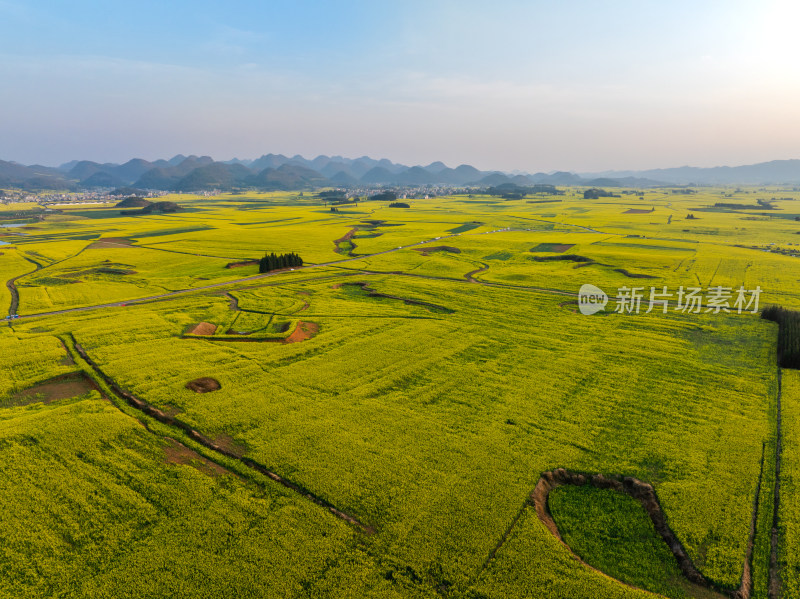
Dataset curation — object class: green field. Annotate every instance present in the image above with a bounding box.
[1,187,798,597]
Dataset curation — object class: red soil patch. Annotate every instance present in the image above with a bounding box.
[10,372,102,406]
[284,321,319,343]
[185,377,221,393]
[163,438,230,477]
[624,208,655,214]
[186,322,217,336]
[88,237,135,249]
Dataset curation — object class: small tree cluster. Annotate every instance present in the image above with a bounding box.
[388,202,410,208]
[584,188,618,199]
[259,252,303,273]
[762,305,800,369]
[369,191,397,202]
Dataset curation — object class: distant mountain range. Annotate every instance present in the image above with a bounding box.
[3,154,800,192]
[581,159,800,186]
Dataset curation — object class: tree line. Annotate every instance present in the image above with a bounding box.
[259,252,303,273]
[762,305,800,368]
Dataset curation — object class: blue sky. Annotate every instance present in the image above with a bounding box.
[2,1,798,171]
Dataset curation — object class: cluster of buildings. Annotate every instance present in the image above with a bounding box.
[0,190,167,206]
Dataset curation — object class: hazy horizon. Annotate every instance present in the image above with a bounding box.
[2,1,798,172]
[17,152,800,179]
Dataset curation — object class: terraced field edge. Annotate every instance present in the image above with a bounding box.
[530,466,766,599]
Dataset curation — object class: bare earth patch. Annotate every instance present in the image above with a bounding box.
[88,237,135,249]
[59,341,76,365]
[163,438,230,477]
[186,322,217,336]
[624,208,655,214]
[333,228,358,255]
[333,228,358,244]
[464,265,488,283]
[284,321,319,343]
[212,434,248,458]
[9,372,102,406]
[185,377,221,393]
[225,259,259,269]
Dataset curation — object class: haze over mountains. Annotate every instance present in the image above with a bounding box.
[3,153,800,192]
[583,160,800,186]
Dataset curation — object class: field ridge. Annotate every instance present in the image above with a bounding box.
[65,334,375,535]
[530,467,764,598]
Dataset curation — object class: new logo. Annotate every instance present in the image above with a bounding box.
[578,284,608,315]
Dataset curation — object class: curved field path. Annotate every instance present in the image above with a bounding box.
[8,227,574,321]
[6,254,43,316]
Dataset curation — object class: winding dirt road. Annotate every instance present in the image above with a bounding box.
[6,226,575,321]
